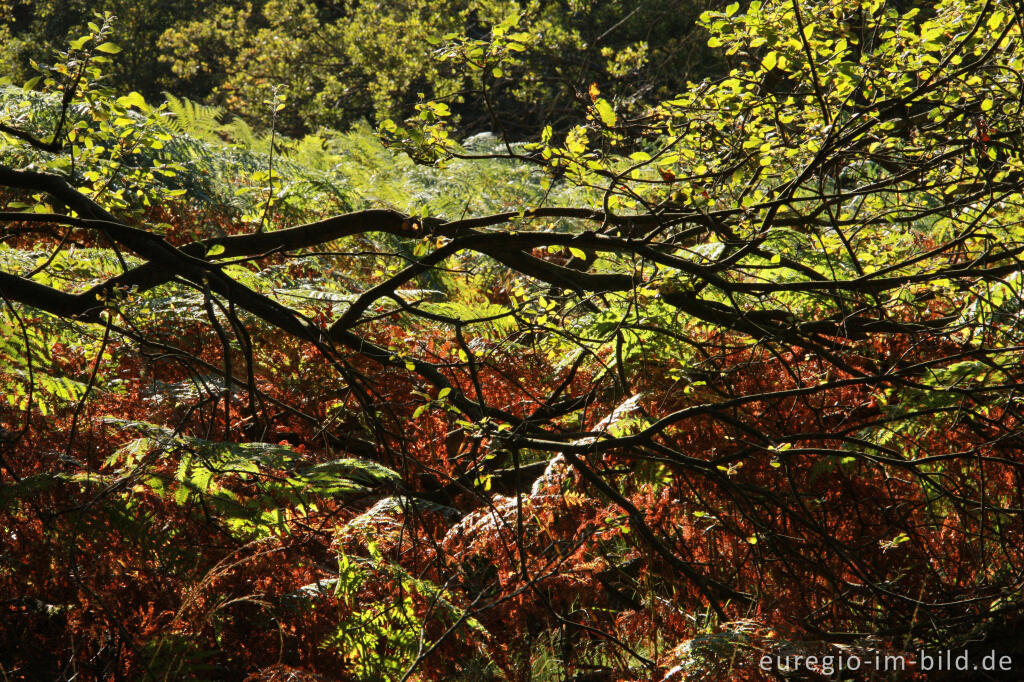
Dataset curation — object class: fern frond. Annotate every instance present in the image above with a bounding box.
[161,92,226,140]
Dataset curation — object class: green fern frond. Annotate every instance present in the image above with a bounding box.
[161,92,226,139]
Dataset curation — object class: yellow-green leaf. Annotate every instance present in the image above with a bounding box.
[116,92,147,110]
[594,98,617,127]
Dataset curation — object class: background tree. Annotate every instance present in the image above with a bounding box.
[0,0,200,97]
[3,0,726,136]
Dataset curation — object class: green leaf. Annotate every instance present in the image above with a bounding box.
[594,98,617,127]
[116,92,147,110]
[205,244,226,257]
[95,42,122,54]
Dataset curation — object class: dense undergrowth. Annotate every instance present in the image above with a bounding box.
[4,1,1024,680]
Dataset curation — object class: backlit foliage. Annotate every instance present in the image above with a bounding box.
[3,1,1024,680]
